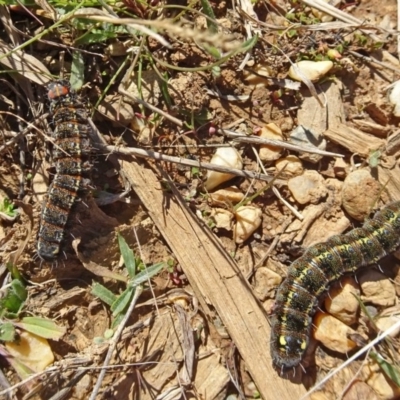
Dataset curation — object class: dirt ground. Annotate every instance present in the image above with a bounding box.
[1,0,400,399]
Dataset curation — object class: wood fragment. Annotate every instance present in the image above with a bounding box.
[352,120,391,138]
[118,157,306,399]
[323,124,385,157]
[386,130,400,155]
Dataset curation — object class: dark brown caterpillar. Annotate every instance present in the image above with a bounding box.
[37,80,92,261]
[270,201,400,370]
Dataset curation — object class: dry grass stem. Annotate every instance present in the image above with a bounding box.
[223,129,344,158]
[118,88,184,127]
[348,50,400,75]
[93,141,282,185]
[72,12,240,52]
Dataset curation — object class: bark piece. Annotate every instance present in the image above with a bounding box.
[323,124,385,157]
[119,157,306,399]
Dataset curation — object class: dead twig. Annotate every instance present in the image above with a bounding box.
[88,121,285,185]
[222,129,343,158]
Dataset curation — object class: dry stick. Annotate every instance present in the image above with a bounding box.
[89,130,343,185]
[348,50,400,75]
[222,129,343,158]
[87,126,284,185]
[300,0,382,41]
[90,136,340,189]
[118,88,183,127]
[89,285,143,400]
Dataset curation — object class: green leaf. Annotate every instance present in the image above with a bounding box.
[118,234,136,278]
[130,262,165,287]
[6,263,23,281]
[201,0,218,33]
[240,35,258,53]
[0,322,16,341]
[91,282,117,306]
[17,317,66,340]
[211,65,221,77]
[0,198,18,217]
[369,149,381,168]
[370,352,400,387]
[104,329,114,339]
[191,166,200,177]
[111,287,135,316]
[76,32,115,45]
[111,312,124,329]
[160,74,172,108]
[203,45,221,59]
[0,283,25,315]
[11,279,27,302]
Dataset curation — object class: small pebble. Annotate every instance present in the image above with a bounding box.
[258,123,283,162]
[208,186,244,206]
[341,169,381,221]
[287,170,327,205]
[289,125,327,164]
[375,313,400,338]
[275,155,304,177]
[324,277,360,325]
[288,60,333,82]
[253,267,282,302]
[313,312,357,354]
[389,80,400,117]
[359,270,396,307]
[234,206,262,244]
[205,147,243,191]
[210,208,234,230]
[243,63,274,88]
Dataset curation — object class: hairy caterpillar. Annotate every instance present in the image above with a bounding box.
[270,201,400,370]
[37,80,92,261]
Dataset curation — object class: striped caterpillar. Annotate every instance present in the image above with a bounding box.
[270,201,400,370]
[37,80,92,261]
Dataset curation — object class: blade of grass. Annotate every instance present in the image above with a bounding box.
[111,287,134,316]
[118,234,136,278]
[91,282,117,306]
[129,262,165,287]
[17,317,66,340]
[201,0,218,33]
[370,352,400,387]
